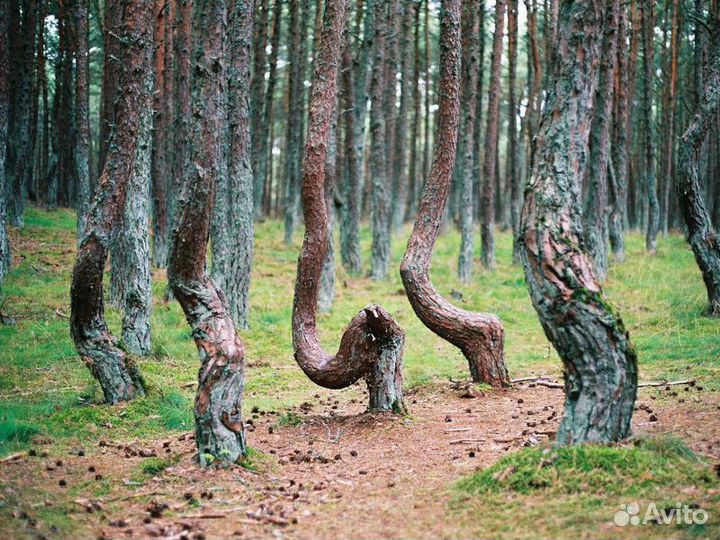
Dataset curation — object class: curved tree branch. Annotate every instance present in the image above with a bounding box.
[292,0,405,413]
[400,0,509,388]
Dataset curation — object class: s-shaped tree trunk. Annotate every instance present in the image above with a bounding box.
[677,14,720,316]
[292,0,406,413]
[400,0,509,388]
[70,0,153,404]
[518,0,637,446]
[168,0,247,467]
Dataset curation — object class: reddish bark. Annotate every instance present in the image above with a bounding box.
[292,0,406,413]
[400,0,509,388]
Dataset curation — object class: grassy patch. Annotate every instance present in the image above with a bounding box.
[453,438,720,539]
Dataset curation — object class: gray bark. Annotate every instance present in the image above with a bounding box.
[641,0,659,253]
[75,0,92,242]
[0,1,10,285]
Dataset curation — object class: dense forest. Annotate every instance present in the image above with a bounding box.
[1,0,720,539]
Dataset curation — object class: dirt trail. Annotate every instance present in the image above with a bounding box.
[1,382,718,540]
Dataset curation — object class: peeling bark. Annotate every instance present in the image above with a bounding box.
[168,0,247,467]
[70,0,154,405]
[518,0,637,445]
[677,15,720,316]
[401,0,509,388]
[293,0,406,413]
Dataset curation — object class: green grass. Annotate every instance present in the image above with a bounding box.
[453,437,720,539]
[0,207,719,459]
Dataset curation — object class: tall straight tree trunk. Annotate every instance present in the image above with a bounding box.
[506,0,520,264]
[292,0,406,413]
[169,0,193,248]
[641,0,659,253]
[70,0,154,404]
[369,0,391,281]
[250,0,269,200]
[150,0,169,267]
[423,0,431,183]
[319,89,338,312]
[283,0,309,245]
[391,1,414,231]
[609,0,638,262]
[169,0,247,468]
[75,0,92,241]
[584,0,619,281]
[6,0,37,228]
[472,4,486,222]
[480,0,506,269]
[254,0,282,219]
[518,0,637,445]
[677,13,720,316]
[405,1,422,221]
[0,1,10,285]
[401,0,509,387]
[218,0,255,328]
[456,0,480,283]
[660,0,680,236]
[340,0,374,276]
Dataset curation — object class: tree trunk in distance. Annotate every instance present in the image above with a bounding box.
[0,2,10,285]
[677,13,720,316]
[401,0,509,388]
[292,0,406,413]
[223,0,255,329]
[641,0,659,253]
[70,0,154,404]
[480,0,506,269]
[168,0,247,468]
[75,0,92,241]
[506,0,520,264]
[518,0,637,446]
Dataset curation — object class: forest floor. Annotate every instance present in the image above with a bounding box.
[1,208,719,539]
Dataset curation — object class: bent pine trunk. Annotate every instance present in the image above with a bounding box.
[401,0,509,388]
[518,0,637,445]
[168,0,247,467]
[292,0,406,413]
[70,0,153,404]
[677,16,720,316]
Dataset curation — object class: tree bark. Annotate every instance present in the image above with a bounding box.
[456,0,480,283]
[641,0,659,253]
[250,0,269,206]
[583,0,619,282]
[518,0,638,445]
[75,0,92,242]
[677,13,720,316]
[660,0,680,236]
[506,0,520,265]
[369,0,391,281]
[220,0,255,329]
[6,0,37,228]
[292,0,406,413]
[168,0,247,467]
[254,0,282,219]
[401,0,509,388]
[404,1,422,221]
[0,1,10,285]
[480,0,506,269]
[70,0,154,405]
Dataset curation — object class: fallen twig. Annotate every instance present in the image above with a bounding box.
[0,452,26,464]
[638,379,695,388]
[54,308,70,319]
[449,438,485,445]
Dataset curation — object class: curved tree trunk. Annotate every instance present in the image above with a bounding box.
[70,0,153,405]
[518,0,637,446]
[168,0,247,467]
[677,15,720,316]
[401,0,509,388]
[292,0,406,413]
